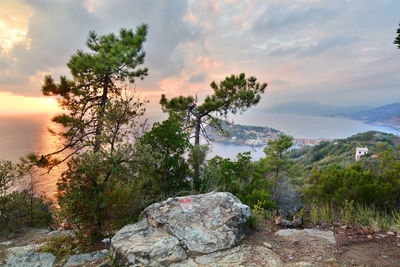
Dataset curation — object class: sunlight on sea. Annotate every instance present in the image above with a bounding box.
[0,114,65,200]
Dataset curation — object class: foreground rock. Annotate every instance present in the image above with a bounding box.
[4,243,47,262]
[275,229,336,244]
[6,252,55,267]
[171,245,283,267]
[64,249,110,267]
[111,192,251,266]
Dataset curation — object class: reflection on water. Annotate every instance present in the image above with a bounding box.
[1,112,399,199]
[0,114,64,200]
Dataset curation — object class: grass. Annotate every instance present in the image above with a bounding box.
[307,200,400,232]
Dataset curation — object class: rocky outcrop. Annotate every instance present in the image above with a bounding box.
[6,252,55,267]
[4,243,47,261]
[170,245,283,267]
[111,192,251,266]
[64,249,110,267]
[111,220,187,266]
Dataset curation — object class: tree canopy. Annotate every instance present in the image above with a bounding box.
[160,73,267,145]
[395,23,400,49]
[37,25,149,168]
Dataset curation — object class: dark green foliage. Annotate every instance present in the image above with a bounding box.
[395,23,400,49]
[139,116,192,196]
[0,191,53,236]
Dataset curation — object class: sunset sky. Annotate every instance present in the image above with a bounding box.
[0,0,399,115]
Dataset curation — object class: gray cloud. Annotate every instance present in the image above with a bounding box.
[253,4,343,35]
[189,73,206,83]
[0,0,399,110]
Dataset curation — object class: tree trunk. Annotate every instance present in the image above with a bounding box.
[194,116,201,146]
[94,81,109,153]
[193,116,201,191]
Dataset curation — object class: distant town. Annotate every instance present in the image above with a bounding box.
[206,121,330,148]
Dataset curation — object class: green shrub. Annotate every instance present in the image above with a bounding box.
[38,234,79,262]
[305,164,397,209]
[0,190,53,236]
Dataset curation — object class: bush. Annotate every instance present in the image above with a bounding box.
[57,148,145,243]
[204,152,276,214]
[0,190,53,236]
[304,164,397,209]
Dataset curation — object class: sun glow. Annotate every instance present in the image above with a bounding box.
[0,92,60,115]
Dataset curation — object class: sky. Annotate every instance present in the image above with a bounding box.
[0,0,399,115]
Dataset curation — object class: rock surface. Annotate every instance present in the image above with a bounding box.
[0,241,13,246]
[6,252,55,267]
[64,249,110,267]
[111,220,187,266]
[275,229,336,244]
[4,243,47,261]
[111,192,251,266]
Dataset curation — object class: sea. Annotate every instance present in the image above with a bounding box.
[1,112,399,199]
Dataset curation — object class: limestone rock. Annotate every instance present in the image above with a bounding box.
[171,245,283,267]
[64,249,110,267]
[111,219,187,266]
[111,192,251,266]
[275,229,336,244]
[6,252,55,267]
[5,243,47,260]
[143,192,251,255]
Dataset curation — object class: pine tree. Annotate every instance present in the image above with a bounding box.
[36,25,148,168]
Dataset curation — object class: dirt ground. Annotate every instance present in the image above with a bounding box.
[2,226,400,266]
[244,224,400,267]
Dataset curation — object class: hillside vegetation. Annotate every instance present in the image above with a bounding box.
[289,131,400,169]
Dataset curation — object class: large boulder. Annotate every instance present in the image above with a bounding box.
[111,192,251,266]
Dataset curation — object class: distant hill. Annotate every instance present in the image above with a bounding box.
[289,131,400,169]
[334,103,400,129]
[263,101,371,116]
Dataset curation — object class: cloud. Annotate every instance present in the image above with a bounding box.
[0,0,399,111]
[189,73,207,83]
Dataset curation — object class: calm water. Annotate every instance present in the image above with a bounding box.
[0,114,64,199]
[1,112,399,198]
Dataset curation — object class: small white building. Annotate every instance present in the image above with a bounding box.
[355,147,368,161]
